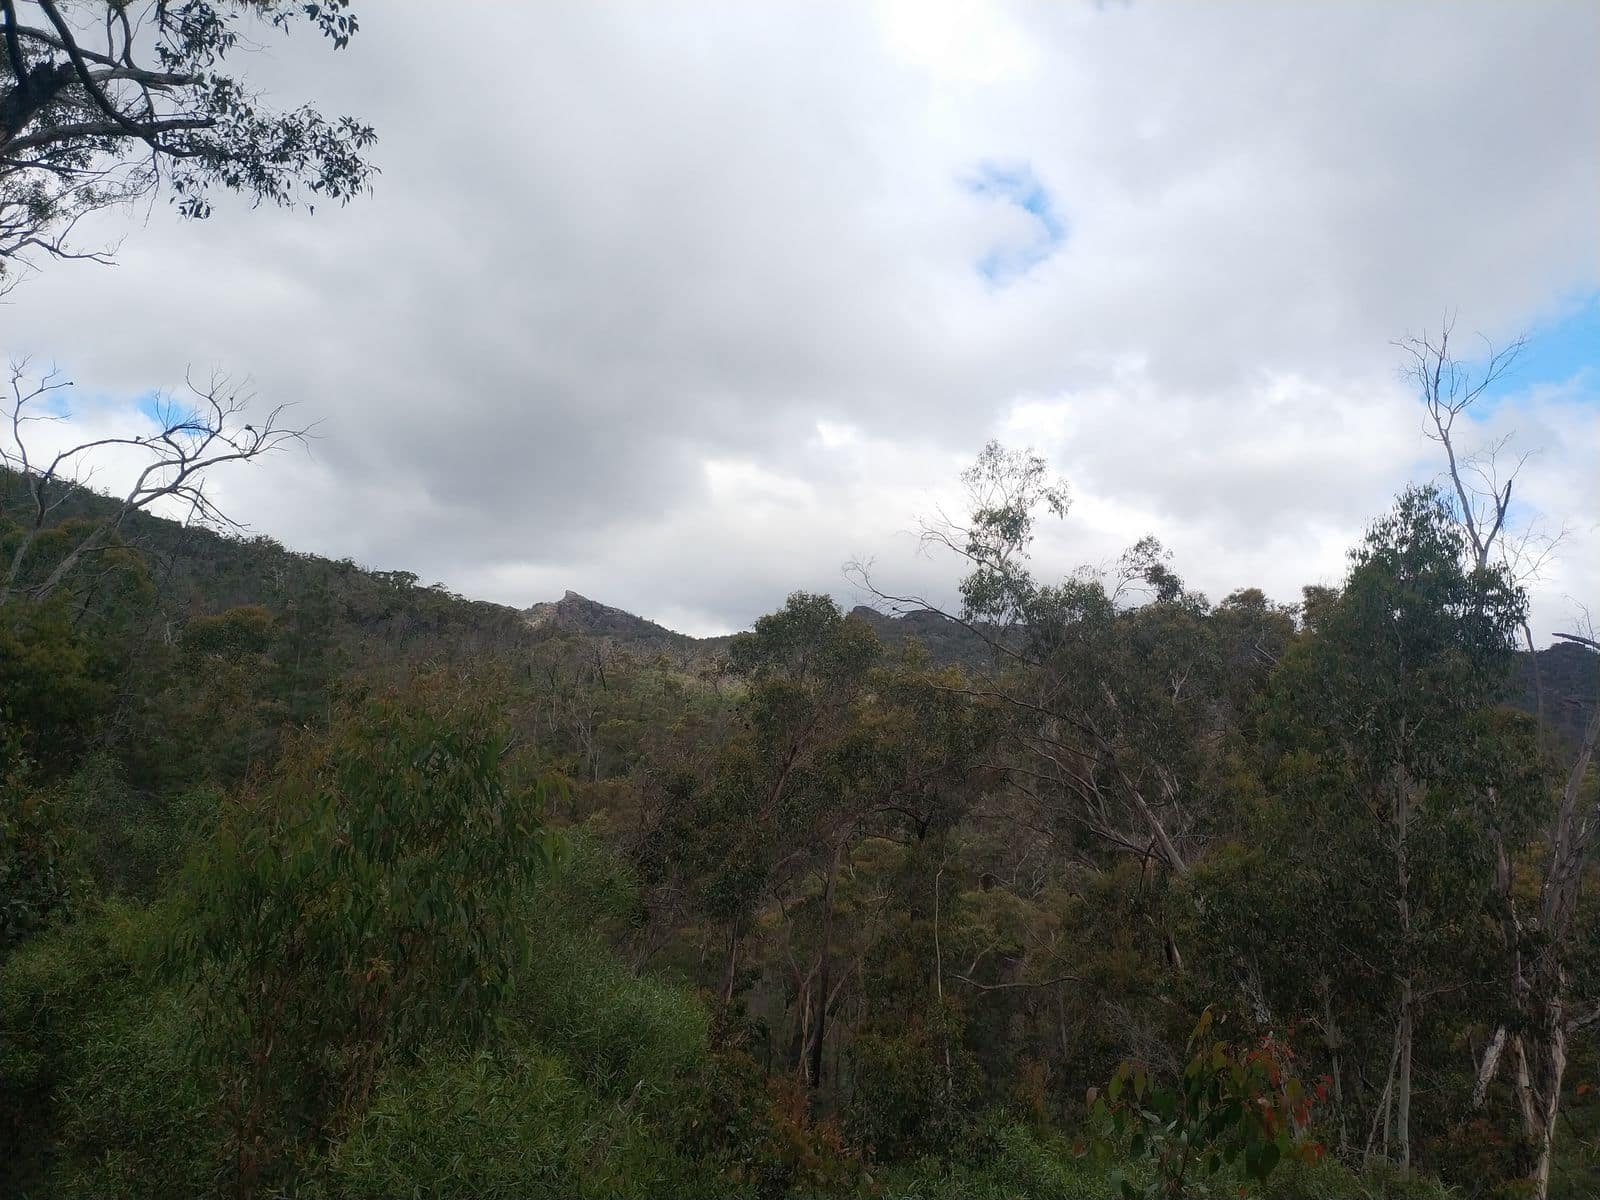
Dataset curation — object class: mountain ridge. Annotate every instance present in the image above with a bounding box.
[522,587,1597,749]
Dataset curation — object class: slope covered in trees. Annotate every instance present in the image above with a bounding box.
[3,449,1598,1199]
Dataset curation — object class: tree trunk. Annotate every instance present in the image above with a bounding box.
[1518,975,1569,1200]
[1321,984,1350,1156]
[1396,979,1413,1171]
[1513,698,1600,1195]
[28,512,119,602]
[1365,1015,1403,1163]
[807,841,844,1089]
[1393,769,1414,1170]
[719,914,744,1012]
[1471,1024,1507,1110]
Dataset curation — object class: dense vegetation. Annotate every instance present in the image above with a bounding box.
[9,6,1594,1196]
[3,452,1596,1199]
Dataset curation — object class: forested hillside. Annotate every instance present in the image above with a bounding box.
[4,450,1598,1200]
[4,3,1596,1197]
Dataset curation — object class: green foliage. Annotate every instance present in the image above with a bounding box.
[0,755,76,957]
[954,440,1071,627]
[878,1122,1127,1200]
[0,599,106,774]
[0,0,376,279]
[3,455,1594,1198]
[0,901,212,1200]
[729,590,882,685]
[163,675,556,1192]
[52,752,218,901]
[179,603,276,665]
[518,839,709,1102]
[1087,1009,1323,1199]
[319,1046,687,1200]
[846,1002,984,1160]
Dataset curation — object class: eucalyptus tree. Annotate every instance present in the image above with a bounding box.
[166,676,554,1196]
[1245,487,1535,1173]
[0,0,375,287]
[632,593,882,1034]
[1398,322,1600,1197]
[634,593,993,1092]
[868,444,1282,924]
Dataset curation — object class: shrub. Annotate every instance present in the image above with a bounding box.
[0,902,213,1199]
[163,674,557,1194]
[319,1046,688,1200]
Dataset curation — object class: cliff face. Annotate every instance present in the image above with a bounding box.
[521,590,723,656]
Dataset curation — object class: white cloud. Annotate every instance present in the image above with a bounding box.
[3,0,1596,640]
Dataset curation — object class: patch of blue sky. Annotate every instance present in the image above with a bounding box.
[135,388,202,431]
[965,161,1066,285]
[1512,292,1599,394]
[1466,291,1600,413]
[133,389,167,425]
[34,386,72,419]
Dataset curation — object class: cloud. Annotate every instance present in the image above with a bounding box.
[965,162,1067,283]
[2,0,1596,640]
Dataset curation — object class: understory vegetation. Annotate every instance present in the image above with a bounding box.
[4,4,1594,1196]
[3,446,1596,1199]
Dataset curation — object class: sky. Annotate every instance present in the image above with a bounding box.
[3,1,1597,640]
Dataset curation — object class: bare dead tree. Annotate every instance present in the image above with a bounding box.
[1395,317,1567,584]
[1,357,308,606]
[0,0,374,290]
[1399,320,1598,1200]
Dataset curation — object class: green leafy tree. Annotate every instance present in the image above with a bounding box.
[1399,322,1600,1198]
[164,675,556,1196]
[908,444,1273,884]
[0,732,75,958]
[0,0,375,286]
[1225,487,1535,1174]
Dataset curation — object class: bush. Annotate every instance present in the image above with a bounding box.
[0,764,76,958]
[162,674,556,1193]
[0,902,213,1200]
[517,836,708,1103]
[59,752,218,900]
[319,1046,690,1200]
[1247,1159,1456,1200]
[845,1003,983,1162]
[877,1121,1115,1200]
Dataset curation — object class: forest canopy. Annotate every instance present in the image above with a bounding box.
[2,437,1596,1198]
[2,6,1597,1200]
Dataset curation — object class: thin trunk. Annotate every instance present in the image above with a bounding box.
[807,841,844,1089]
[1514,678,1600,1195]
[1531,1006,1565,1200]
[1396,979,1413,1171]
[933,856,953,1098]
[1471,1024,1507,1110]
[1321,984,1350,1156]
[719,914,743,1012]
[1394,770,1414,1171]
[1523,623,1547,752]
[1365,1016,1403,1163]
[30,512,118,601]
[1126,780,1186,876]
[1519,975,1569,1200]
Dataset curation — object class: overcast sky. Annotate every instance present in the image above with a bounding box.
[5,1,1598,639]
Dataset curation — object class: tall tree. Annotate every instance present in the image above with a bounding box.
[869,443,1259,891]
[1399,321,1600,1197]
[1249,486,1531,1172]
